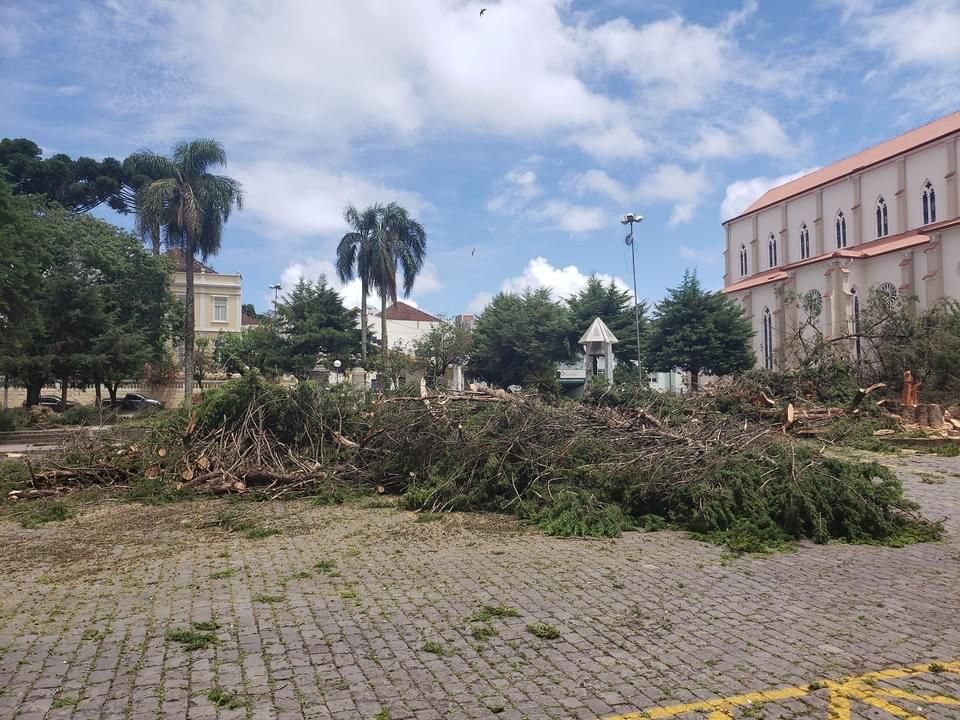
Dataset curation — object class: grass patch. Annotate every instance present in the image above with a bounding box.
[253,594,286,604]
[165,627,216,651]
[210,568,237,579]
[291,571,312,580]
[51,696,80,709]
[471,624,498,641]
[929,662,946,673]
[932,444,960,457]
[373,712,391,720]
[314,559,337,573]
[466,605,521,623]
[244,527,281,539]
[18,500,72,528]
[525,622,561,640]
[127,477,186,505]
[207,686,244,710]
[414,512,444,523]
[191,620,220,632]
[421,641,444,655]
[338,587,358,599]
[216,509,280,539]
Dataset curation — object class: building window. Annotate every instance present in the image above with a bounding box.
[836,211,847,248]
[761,307,774,370]
[799,223,811,259]
[739,244,748,277]
[875,197,888,237]
[768,233,778,267]
[851,287,861,360]
[213,297,228,323]
[923,181,937,224]
[877,281,897,300]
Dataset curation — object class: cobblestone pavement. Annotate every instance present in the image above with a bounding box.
[0,452,958,720]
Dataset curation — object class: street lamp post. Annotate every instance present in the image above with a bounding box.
[620,213,644,384]
[268,283,282,312]
[333,359,342,384]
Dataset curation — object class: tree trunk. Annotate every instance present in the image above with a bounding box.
[108,383,119,404]
[183,244,196,403]
[689,369,700,393]
[95,382,102,406]
[25,383,40,406]
[60,378,68,409]
[360,277,368,365]
[151,229,161,256]
[381,293,388,354]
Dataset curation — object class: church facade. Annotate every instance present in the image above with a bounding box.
[722,111,960,369]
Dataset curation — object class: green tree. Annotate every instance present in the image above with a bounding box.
[276,278,361,379]
[218,325,286,378]
[566,276,646,363]
[647,270,754,391]
[337,202,427,359]
[412,319,472,386]
[469,289,572,389]
[128,139,243,402]
[0,193,174,404]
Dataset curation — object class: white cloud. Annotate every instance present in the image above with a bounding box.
[570,123,650,161]
[571,169,629,204]
[0,6,25,57]
[234,161,426,241]
[720,168,816,220]
[487,163,607,233]
[638,164,712,225]
[842,0,960,67]
[467,292,494,315]
[686,109,796,161]
[499,256,630,301]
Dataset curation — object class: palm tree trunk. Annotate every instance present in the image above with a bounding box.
[381,293,388,354]
[151,229,161,256]
[360,277,368,365]
[183,247,196,403]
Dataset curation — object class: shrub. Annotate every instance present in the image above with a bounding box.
[0,408,31,432]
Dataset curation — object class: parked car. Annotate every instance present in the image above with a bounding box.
[100,393,165,411]
[25,396,79,412]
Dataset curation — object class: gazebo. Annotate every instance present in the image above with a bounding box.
[579,317,618,384]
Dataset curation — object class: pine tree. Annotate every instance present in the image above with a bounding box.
[647,270,754,390]
[566,276,646,363]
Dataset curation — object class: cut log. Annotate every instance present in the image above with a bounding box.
[333,431,359,449]
[949,418,960,431]
[873,429,896,436]
[923,403,944,429]
[781,403,796,432]
[196,456,210,470]
[157,447,167,458]
[759,391,777,408]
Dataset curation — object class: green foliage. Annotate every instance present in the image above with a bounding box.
[253,594,286,603]
[127,477,187,505]
[692,518,796,555]
[525,622,561,640]
[471,624,497,641]
[567,275,646,364]
[18,501,72,528]
[647,270,755,389]
[206,687,244,710]
[469,288,573,388]
[314,559,337,573]
[165,627,216,651]
[276,278,361,378]
[0,408,30,432]
[529,491,631,538]
[51,696,80,709]
[191,620,220,632]
[421,641,445,655]
[412,319,472,386]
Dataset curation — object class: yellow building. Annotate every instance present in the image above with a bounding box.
[166,249,243,338]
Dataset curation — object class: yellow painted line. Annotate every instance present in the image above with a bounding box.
[602,660,960,720]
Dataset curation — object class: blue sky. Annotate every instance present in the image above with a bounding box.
[2,0,959,317]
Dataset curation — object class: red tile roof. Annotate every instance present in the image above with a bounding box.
[377,301,440,322]
[721,220,960,294]
[164,248,216,274]
[728,110,960,222]
[241,313,259,326]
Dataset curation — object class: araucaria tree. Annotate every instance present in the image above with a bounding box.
[336,203,426,361]
[469,289,572,389]
[128,139,243,401]
[647,270,754,391]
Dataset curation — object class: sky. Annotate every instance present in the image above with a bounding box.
[3,0,960,318]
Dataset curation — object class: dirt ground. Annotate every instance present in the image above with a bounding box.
[0,452,958,720]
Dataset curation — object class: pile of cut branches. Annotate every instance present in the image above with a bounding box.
[4,373,942,548]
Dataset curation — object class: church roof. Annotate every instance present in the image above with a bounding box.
[727,109,960,222]
[578,317,619,345]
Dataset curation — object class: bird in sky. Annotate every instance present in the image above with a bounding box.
[471,248,476,256]
[480,8,487,16]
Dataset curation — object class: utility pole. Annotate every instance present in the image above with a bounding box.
[620,213,644,384]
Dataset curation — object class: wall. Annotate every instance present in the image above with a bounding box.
[170,270,243,337]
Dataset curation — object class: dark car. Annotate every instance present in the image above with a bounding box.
[28,396,79,412]
[100,393,165,411]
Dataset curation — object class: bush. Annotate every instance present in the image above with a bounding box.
[0,408,31,432]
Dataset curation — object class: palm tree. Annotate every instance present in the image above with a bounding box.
[369,203,427,351]
[128,139,243,402]
[336,204,380,364]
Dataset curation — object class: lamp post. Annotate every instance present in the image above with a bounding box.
[620,213,644,383]
[333,359,342,384]
[268,283,281,311]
